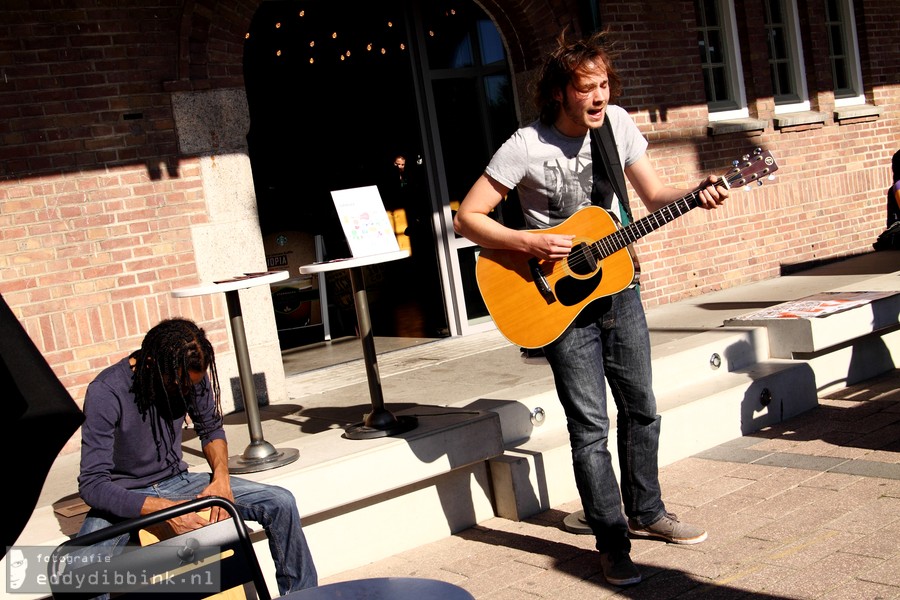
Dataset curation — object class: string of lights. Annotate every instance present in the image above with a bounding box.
[245,3,462,67]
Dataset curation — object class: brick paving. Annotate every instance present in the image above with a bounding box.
[320,369,900,599]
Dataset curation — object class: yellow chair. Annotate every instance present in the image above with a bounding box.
[386,208,412,253]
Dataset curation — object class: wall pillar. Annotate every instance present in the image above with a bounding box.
[171,88,287,412]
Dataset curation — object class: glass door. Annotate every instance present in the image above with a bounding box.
[407,0,520,336]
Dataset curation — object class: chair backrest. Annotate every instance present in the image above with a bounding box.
[49,496,271,600]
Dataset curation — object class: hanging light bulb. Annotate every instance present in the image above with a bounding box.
[299,10,304,17]
[332,32,337,39]
[245,32,250,40]
[367,43,373,51]
[275,22,281,29]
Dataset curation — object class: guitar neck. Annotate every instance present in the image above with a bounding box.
[594,192,702,259]
[590,149,778,259]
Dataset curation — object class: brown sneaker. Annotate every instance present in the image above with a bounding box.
[599,551,641,586]
[628,512,707,544]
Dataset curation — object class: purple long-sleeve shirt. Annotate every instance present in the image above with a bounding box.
[77,356,226,518]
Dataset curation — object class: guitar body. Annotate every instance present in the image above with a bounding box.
[475,206,635,349]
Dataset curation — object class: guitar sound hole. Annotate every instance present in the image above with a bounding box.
[567,242,598,276]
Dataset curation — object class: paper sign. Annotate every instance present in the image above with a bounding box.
[729,291,895,320]
[330,185,400,257]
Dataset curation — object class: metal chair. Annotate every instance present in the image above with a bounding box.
[49,496,271,600]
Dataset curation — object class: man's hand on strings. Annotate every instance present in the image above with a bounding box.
[527,232,575,261]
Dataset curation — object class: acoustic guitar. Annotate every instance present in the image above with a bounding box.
[475,149,779,349]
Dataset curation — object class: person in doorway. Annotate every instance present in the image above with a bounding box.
[381,154,412,213]
[380,152,449,337]
[454,30,728,586]
[393,154,409,188]
[77,318,318,595]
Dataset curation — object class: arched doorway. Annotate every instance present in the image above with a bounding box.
[243,0,518,353]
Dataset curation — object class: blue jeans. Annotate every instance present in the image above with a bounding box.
[543,287,666,554]
[77,472,318,595]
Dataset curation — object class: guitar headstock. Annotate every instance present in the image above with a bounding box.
[724,148,779,190]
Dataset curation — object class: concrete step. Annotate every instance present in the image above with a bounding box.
[651,327,771,391]
[485,358,818,522]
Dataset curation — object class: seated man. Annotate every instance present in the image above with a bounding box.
[77,318,317,595]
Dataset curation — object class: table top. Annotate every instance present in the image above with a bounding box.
[171,270,290,298]
[299,250,410,275]
[282,577,474,600]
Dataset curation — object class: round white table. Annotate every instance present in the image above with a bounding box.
[283,577,475,599]
[300,251,417,439]
[172,270,300,473]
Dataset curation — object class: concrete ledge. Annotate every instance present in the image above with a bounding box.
[708,117,768,136]
[774,110,827,128]
[802,327,900,394]
[651,327,771,389]
[834,103,881,122]
[724,291,900,358]
[246,406,504,518]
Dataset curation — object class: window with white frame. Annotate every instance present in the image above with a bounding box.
[763,0,810,112]
[824,0,865,106]
[694,0,748,120]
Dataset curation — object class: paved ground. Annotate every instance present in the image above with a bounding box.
[319,368,900,599]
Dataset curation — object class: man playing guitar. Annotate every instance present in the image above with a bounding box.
[454,29,728,587]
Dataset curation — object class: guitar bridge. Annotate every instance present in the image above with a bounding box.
[528,258,556,305]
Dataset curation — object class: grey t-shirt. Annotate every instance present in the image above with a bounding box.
[485,105,648,229]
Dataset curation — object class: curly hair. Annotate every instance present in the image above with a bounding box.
[534,29,623,126]
[130,318,222,450]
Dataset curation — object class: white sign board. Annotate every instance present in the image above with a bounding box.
[330,185,400,257]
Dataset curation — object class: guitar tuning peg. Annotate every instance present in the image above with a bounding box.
[754,147,762,154]
[741,154,750,161]
[757,180,763,186]
[732,160,739,167]
[767,174,776,181]
[744,184,753,192]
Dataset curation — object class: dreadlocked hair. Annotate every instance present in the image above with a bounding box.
[534,28,623,126]
[130,318,222,446]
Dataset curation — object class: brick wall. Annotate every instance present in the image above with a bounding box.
[0,2,250,448]
[577,0,899,309]
[0,0,898,452]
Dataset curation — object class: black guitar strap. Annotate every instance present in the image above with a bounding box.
[589,118,641,285]
[589,119,633,225]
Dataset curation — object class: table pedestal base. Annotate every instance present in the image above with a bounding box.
[300,253,418,442]
[228,441,300,474]
[563,510,592,535]
[343,413,418,440]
